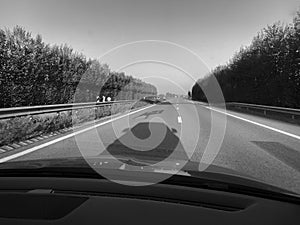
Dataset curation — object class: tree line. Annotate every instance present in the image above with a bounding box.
[0,26,157,108]
[192,10,300,108]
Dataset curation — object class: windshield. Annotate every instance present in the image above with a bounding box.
[0,0,300,195]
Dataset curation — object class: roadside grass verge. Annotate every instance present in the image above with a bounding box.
[0,101,150,147]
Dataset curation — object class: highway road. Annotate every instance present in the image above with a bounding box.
[1,98,300,193]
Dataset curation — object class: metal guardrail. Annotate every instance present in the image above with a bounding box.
[1,100,299,121]
[0,100,136,120]
[226,102,300,119]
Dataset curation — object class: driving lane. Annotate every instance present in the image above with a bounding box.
[1,99,300,193]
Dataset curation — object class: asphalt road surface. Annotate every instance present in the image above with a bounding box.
[1,98,300,193]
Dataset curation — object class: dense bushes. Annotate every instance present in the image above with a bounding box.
[75,64,157,103]
[0,26,157,108]
[192,11,300,108]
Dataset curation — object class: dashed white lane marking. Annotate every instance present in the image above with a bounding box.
[206,106,300,141]
[1,146,14,151]
[19,142,28,146]
[177,116,182,123]
[0,105,155,163]
[119,164,126,170]
[11,143,21,148]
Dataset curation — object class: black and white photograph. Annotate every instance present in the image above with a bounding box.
[0,0,300,224]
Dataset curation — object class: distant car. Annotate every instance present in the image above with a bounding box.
[143,95,161,104]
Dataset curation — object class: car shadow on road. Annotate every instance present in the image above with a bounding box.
[100,122,189,166]
[157,101,172,105]
[252,141,300,172]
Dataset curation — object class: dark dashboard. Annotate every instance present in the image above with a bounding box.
[0,176,299,225]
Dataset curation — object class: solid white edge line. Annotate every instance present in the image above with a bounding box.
[206,106,300,141]
[0,105,155,163]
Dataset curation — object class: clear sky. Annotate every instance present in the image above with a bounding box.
[0,0,299,95]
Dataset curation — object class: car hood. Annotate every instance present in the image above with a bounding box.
[0,155,248,177]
